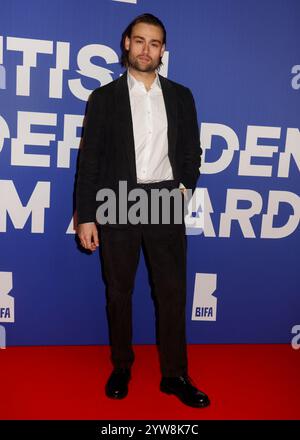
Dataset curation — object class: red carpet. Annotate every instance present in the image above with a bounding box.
[0,344,299,420]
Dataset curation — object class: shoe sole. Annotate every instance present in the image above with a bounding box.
[160,385,210,408]
[105,388,128,399]
[106,392,128,399]
[105,383,129,400]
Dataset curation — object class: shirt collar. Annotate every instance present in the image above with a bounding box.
[127,69,161,93]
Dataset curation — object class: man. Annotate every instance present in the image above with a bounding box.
[76,13,210,408]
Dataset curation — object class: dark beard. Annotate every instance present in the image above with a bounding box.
[127,54,160,73]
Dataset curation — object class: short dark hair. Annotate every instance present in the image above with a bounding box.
[120,13,167,69]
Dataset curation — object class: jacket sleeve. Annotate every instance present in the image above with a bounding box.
[181,88,202,192]
[76,89,105,224]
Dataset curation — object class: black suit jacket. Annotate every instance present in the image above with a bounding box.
[76,70,202,224]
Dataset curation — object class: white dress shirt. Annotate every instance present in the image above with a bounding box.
[127,70,174,183]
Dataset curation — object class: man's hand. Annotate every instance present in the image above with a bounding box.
[77,222,99,251]
[179,184,188,200]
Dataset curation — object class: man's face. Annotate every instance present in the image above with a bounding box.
[124,22,165,73]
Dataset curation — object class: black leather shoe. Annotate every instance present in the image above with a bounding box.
[160,375,210,408]
[105,368,131,399]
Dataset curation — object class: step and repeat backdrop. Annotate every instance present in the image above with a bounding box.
[0,0,299,347]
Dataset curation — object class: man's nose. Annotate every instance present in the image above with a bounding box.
[142,43,150,54]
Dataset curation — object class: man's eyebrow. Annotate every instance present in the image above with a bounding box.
[132,35,162,44]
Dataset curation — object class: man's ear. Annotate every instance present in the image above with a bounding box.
[160,43,166,58]
[124,36,130,51]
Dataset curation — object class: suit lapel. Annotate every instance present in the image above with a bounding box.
[115,71,137,183]
[115,70,178,183]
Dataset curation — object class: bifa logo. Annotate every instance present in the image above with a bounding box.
[291,325,300,350]
[0,272,14,323]
[191,273,217,321]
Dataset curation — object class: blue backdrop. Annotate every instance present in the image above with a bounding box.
[0,0,299,346]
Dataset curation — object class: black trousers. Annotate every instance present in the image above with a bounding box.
[99,181,188,377]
